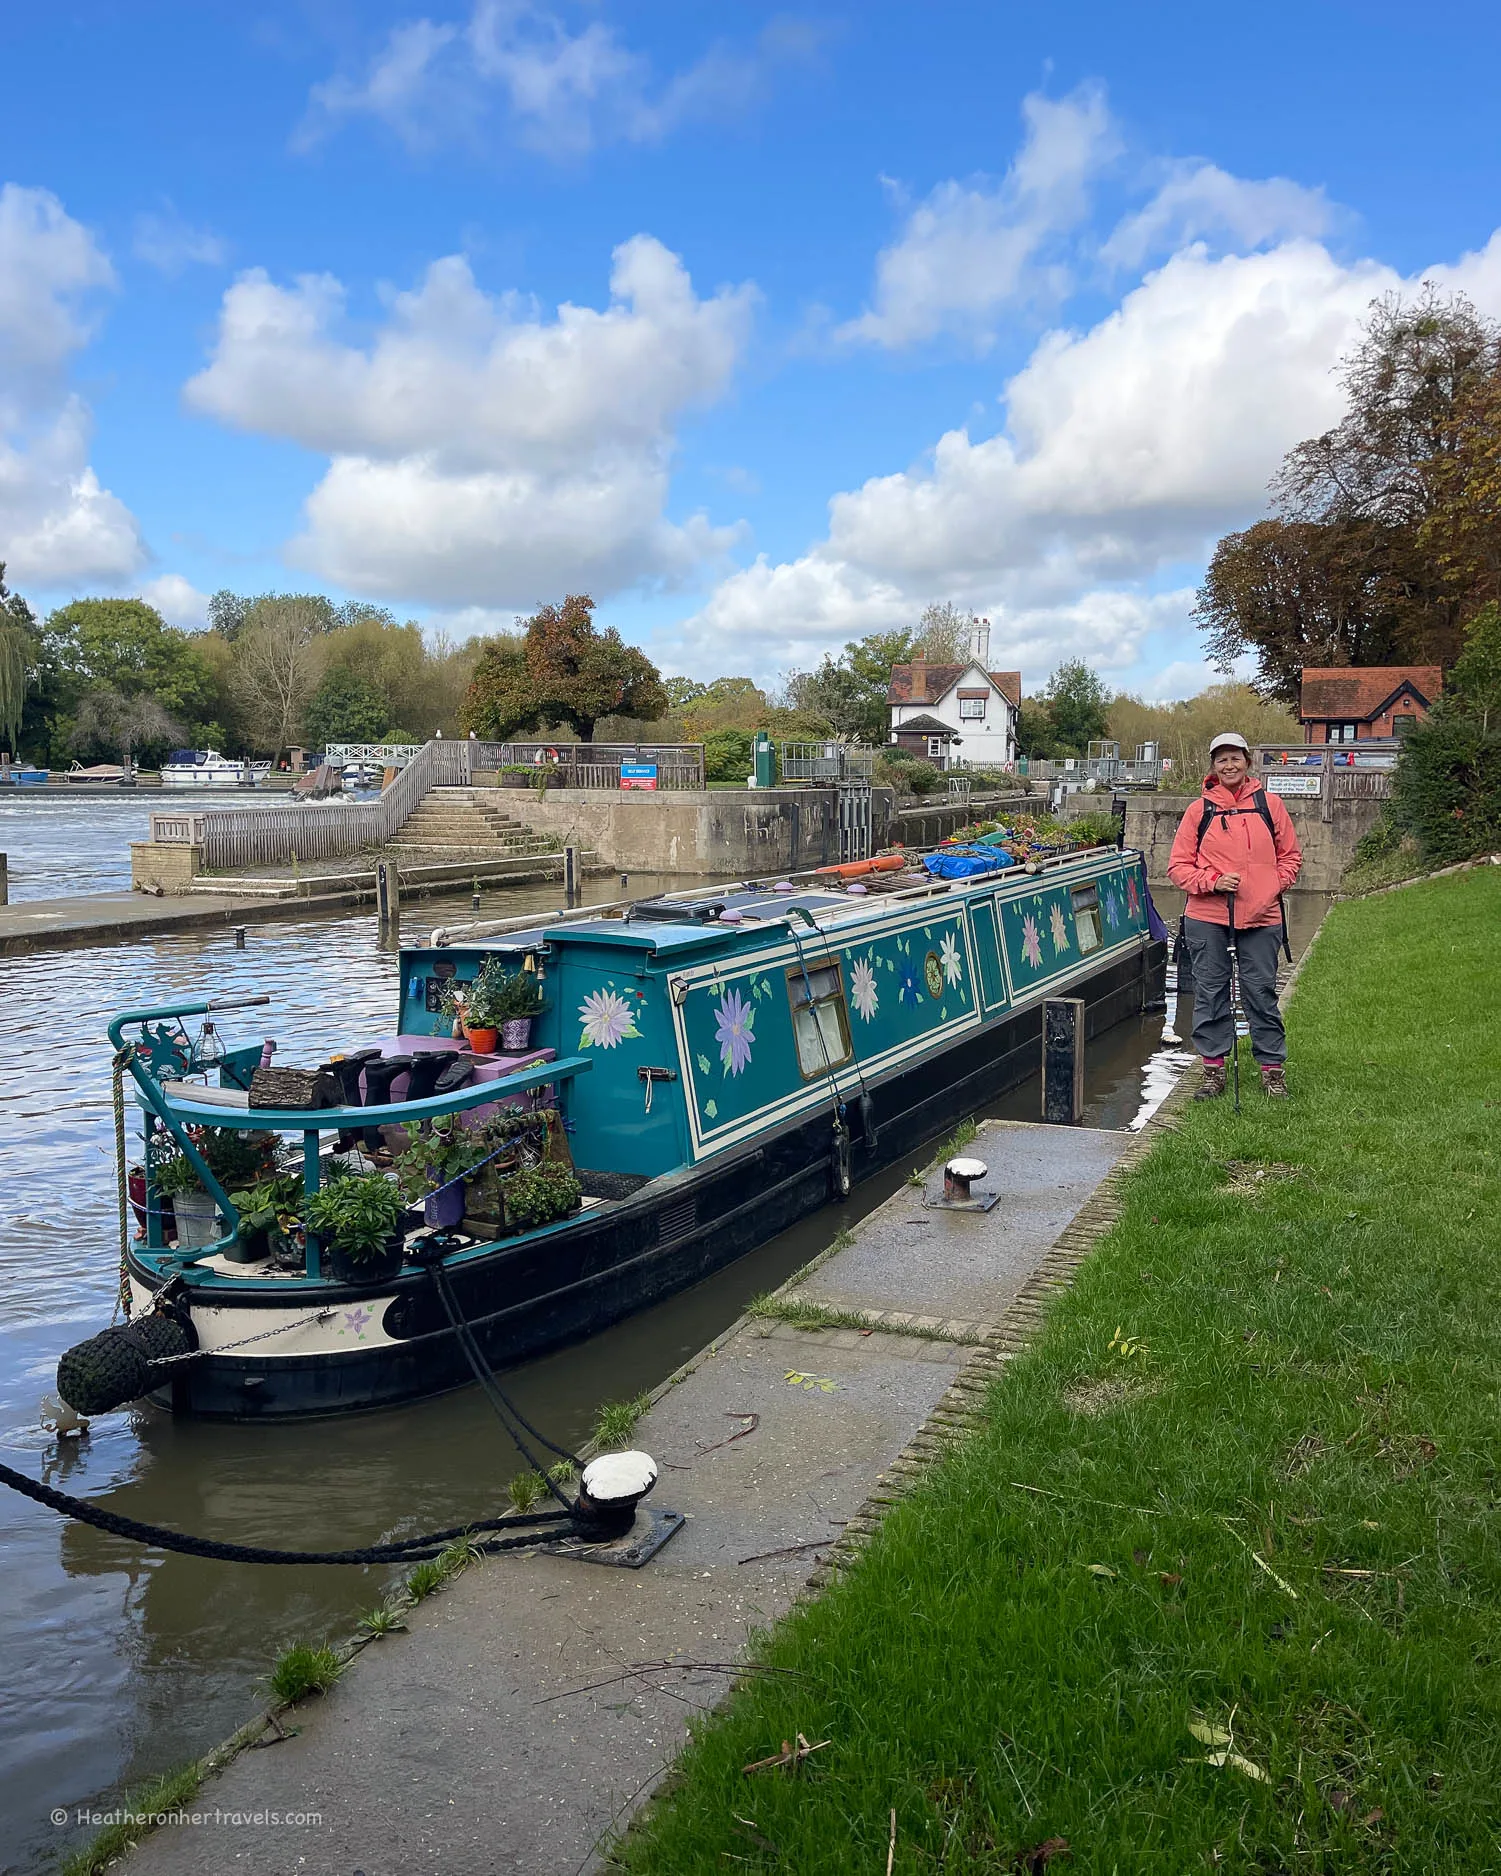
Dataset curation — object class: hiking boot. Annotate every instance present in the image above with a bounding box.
[1261,1064,1289,1099]
[1194,1061,1227,1101]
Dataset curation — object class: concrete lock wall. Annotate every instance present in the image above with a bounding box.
[1125,794,1384,893]
[512,788,896,875]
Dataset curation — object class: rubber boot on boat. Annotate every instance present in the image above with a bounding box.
[324,1047,380,1150]
[361,1055,414,1150]
[402,1053,454,1104]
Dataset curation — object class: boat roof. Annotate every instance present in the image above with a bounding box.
[424,850,1122,963]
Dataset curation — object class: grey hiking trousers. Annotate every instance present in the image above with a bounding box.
[1183,917,1286,1065]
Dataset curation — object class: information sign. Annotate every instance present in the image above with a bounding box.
[1265,774,1321,797]
[620,762,658,791]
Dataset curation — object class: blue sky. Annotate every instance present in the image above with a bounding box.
[3,1,1498,698]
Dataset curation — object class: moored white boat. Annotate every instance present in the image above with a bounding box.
[161,749,272,789]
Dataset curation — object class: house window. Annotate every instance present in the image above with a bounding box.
[1393,712,1417,737]
[1071,884,1101,955]
[959,695,985,719]
[787,961,853,1080]
[1330,722,1360,744]
[927,737,944,760]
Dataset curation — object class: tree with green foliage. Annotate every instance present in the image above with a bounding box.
[663,675,707,708]
[1014,698,1057,760]
[46,598,215,722]
[1449,601,1501,730]
[786,628,919,742]
[0,563,39,756]
[69,686,185,771]
[463,596,667,742]
[304,669,391,747]
[1044,659,1111,754]
[702,728,753,782]
[915,601,974,661]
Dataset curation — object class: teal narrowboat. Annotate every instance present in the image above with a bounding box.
[59,845,1165,1421]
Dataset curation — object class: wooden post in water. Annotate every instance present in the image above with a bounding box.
[0,852,7,906]
[1042,997,1085,1124]
[564,843,579,907]
[375,859,400,932]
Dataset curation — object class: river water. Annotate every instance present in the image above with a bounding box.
[0,791,267,902]
[0,825,1327,1874]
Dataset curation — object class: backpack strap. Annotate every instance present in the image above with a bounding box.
[1192,790,1277,852]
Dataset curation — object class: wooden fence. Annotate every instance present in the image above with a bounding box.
[480,740,704,788]
[185,739,474,872]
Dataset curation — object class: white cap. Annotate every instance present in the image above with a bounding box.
[1208,732,1250,757]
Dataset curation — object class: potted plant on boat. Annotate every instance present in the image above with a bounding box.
[396,1116,492,1230]
[459,961,504,1055]
[225,1171,302,1265]
[493,963,547,1051]
[501,1161,582,1234]
[153,1146,214,1247]
[304,1169,407,1285]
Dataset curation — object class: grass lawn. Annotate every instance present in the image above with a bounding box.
[620,868,1501,1874]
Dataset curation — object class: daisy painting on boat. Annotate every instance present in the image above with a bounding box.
[850,955,879,1022]
[578,987,640,1051]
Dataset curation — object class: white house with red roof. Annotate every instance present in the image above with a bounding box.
[886,620,1021,770]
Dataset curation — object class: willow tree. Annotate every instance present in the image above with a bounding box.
[0,563,37,755]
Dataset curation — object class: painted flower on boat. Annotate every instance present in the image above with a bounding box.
[1020,913,1043,971]
[899,964,922,1006]
[850,956,879,1022]
[578,987,640,1051]
[1049,902,1071,954]
[939,931,963,988]
[1126,874,1140,918]
[713,987,755,1076]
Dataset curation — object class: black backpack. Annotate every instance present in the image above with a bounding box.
[1189,789,1292,961]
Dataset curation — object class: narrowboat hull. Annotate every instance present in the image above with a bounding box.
[132,935,1162,1421]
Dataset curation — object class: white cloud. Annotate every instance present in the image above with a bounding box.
[1102,163,1338,270]
[837,86,1118,351]
[0,184,144,585]
[186,234,754,607]
[132,205,229,276]
[138,574,211,628]
[678,228,1501,685]
[299,3,812,158]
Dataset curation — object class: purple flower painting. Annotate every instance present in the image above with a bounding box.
[714,987,755,1076]
[1020,912,1044,970]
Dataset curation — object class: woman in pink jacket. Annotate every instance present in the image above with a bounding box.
[1167,733,1303,1099]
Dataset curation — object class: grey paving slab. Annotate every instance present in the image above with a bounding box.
[791,1119,1130,1325]
[124,1324,968,1876]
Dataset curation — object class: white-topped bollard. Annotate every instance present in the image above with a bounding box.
[575,1450,659,1540]
[943,1157,988,1202]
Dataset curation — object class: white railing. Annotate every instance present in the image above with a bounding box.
[149,812,208,845]
[322,743,423,768]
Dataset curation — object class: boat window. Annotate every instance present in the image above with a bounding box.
[1071,884,1102,954]
[787,961,853,1079]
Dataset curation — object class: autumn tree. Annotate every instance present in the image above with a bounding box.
[916,601,975,661]
[463,596,667,742]
[1198,288,1501,696]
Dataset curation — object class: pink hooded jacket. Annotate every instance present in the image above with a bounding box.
[1166,773,1302,929]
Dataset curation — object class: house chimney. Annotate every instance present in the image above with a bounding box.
[970,618,990,666]
[911,657,926,703]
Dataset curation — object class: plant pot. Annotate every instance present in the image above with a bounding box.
[325,1236,405,1286]
[500,772,531,789]
[464,1025,498,1055]
[171,1191,220,1250]
[225,1229,271,1265]
[500,1016,533,1051]
[424,1183,466,1229]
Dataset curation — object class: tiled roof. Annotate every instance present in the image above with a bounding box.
[888,663,1023,707]
[1299,666,1442,721]
[893,712,959,735]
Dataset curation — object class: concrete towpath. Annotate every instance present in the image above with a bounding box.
[122,1118,1147,1876]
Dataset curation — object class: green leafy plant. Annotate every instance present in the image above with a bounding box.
[395,1115,491,1203]
[152,1146,202,1199]
[303,1170,405,1261]
[227,1170,302,1253]
[197,1126,276,1185]
[1063,810,1122,849]
[356,1602,408,1638]
[502,1161,581,1231]
[507,1470,547,1511]
[592,1390,651,1449]
[464,957,546,1026]
[264,1642,342,1705]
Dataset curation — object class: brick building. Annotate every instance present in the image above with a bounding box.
[1298,666,1443,744]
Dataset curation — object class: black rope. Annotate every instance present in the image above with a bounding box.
[423,1257,581,1508]
[0,1460,573,1566]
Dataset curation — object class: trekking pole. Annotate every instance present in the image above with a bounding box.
[1226,892,1243,1114]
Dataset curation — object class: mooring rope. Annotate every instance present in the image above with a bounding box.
[0,1459,576,1565]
